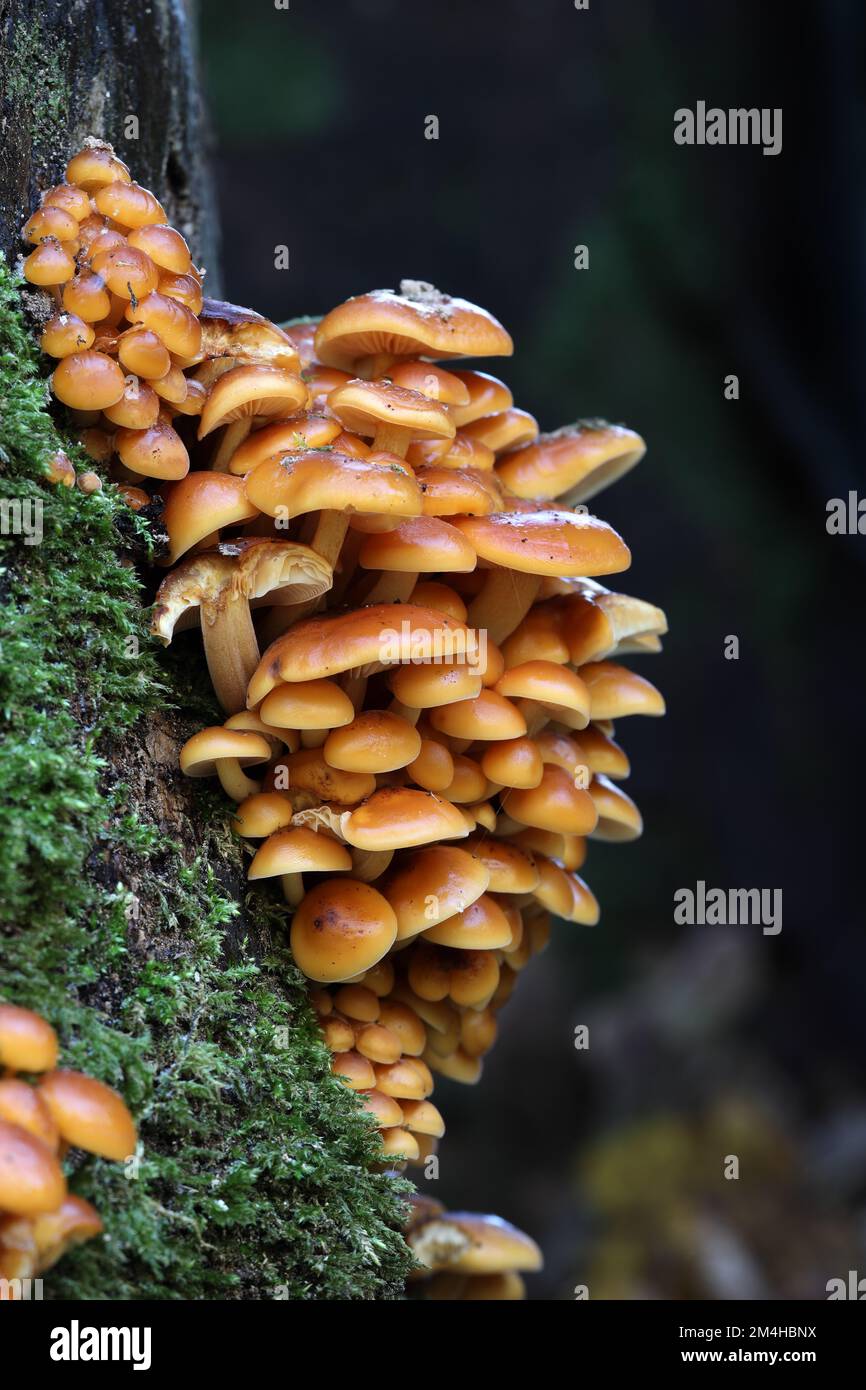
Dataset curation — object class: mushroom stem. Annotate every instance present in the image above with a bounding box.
[388,699,421,727]
[216,758,262,802]
[372,424,410,458]
[341,669,367,709]
[200,596,261,714]
[330,530,364,603]
[211,418,252,473]
[300,728,328,748]
[355,353,397,380]
[281,873,304,906]
[351,848,394,882]
[363,570,417,605]
[468,570,541,645]
[308,511,350,568]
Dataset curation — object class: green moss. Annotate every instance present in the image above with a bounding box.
[0,258,413,1299]
[4,17,69,154]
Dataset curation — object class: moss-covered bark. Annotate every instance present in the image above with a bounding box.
[0,0,413,1300]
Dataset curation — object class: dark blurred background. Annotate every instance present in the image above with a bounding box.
[198,0,866,1298]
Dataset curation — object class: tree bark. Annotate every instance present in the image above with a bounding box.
[0,0,221,287]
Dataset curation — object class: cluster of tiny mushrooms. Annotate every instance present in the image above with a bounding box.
[17,140,666,1299]
[0,1004,136,1291]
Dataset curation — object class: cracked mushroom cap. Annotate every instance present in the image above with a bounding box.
[497,421,646,505]
[341,787,468,851]
[244,449,421,520]
[382,844,490,940]
[328,379,455,444]
[226,414,342,474]
[249,827,352,880]
[506,765,598,836]
[314,282,513,369]
[198,297,300,369]
[37,1071,137,1161]
[422,894,514,950]
[247,604,479,705]
[0,1005,59,1074]
[161,472,260,563]
[579,660,666,719]
[414,1212,542,1275]
[290,879,398,982]
[452,509,631,577]
[151,541,332,643]
[324,710,422,774]
[358,517,476,575]
[429,689,526,742]
[0,1120,67,1216]
[198,364,309,439]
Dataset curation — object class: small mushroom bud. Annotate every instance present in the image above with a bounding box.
[85,228,128,262]
[61,272,111,323]
[77,471,103,495]
[51,351,126,411]
[76,213,111,252]
[44,450,76,487]
[78,428,114,464]
[102,378,160,430]
[117,484,150,510]
[157,271,203,315]
[40,313,95,358]
[22,206,80,245]
[91,245,159,300]
[42,183,92,222]
[117,326,171,379]
[66,143,132,190]
[115,419,190,480]
[37,1070,137,1161]
[0,1005,59,1073]
[127,224,192,274]
[126,291,201,358]
[93,181,166,228]
[23,237,75,287]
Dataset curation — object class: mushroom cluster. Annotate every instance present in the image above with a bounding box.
[163,282,666,1269]
[22,145,665,1297]
[0,1004,137,1296]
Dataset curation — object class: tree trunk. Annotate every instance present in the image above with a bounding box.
[0,0,411,1301]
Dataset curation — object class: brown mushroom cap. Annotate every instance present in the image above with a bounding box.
[480,736,543,789]
[359,1088,404,1128]
[179,727,273,777]
[126,291,201,358]
[588,775,643,841]
[342,787,468,851]
[30,1193,104,1273]
[258,678,355,733]
[0,1005,59,1074]
[127,223,192,274]
[231,792,295,838]
[463,408,538,455]
[37,1070,137,1161]
[328,379,455,443]
[407,735,456,793]
[285,748,376,804]
[66,142,132,189]
[116,419,191,482]
[198,364,309,438]
[506,765,598,836]
[51,351,126,411]
[579,660,666,718]
[0,1080,60,1150]
[462,836,540,894]
[358,517,476,576]
[291,879,398,982]
[448,369,514,428]
[226,415,342,474]
[331,1050,376,1090]
[249,826,352,879]
[497,420,646,505]
[324,710,422,774]
[429,689,526,742]
[314,282,513,369]
[23,237,76,287]
[40,313,95,358]
[382,844,490,940]
[496,660,592,729]
[161,472,259,563]
[0,1120,67,1215]
[422,894,513,950]
[386,360,470,404]
[388,659,483,710]
[248,603,478,705]
[429,1212,543,1274]
[415,465,501,517]
[377,1001,428,1055]
[244,449,421,520]
[453,509,631,577]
